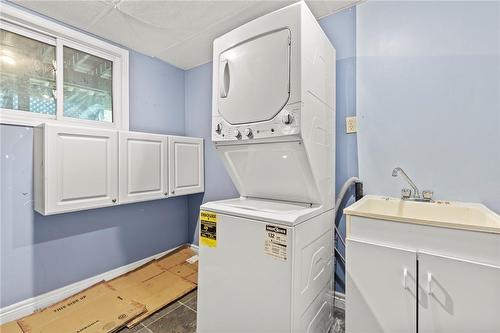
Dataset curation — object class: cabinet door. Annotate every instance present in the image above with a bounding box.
[46,125,118,213]
[418,252,500,333]
[168,136,204,196]
[119,132,168,203]
[346,239,417,333]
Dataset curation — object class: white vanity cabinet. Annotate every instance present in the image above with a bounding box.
[168,136,204,197]
[418,252,500,333]
[346,239,417,333]
[118,131,168,203]
[34,123,118,215]
[344,196,500,333]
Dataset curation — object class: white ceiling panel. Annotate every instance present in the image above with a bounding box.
[90,5,183,55]
[13,0,359,69]
[156,1,297,69]
[118,1,255,35]
[11,0,112,29]
[307,0,357,18]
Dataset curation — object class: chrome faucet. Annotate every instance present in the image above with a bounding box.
[392,167,433,202]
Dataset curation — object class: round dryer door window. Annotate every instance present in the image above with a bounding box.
[218,28,291,125]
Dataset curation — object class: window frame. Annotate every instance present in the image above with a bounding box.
[0,3,129,130]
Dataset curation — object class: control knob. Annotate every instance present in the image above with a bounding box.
[215,123,222,134]
[233,129,242,139]
[244,128,253,138]
[282,111,293,125]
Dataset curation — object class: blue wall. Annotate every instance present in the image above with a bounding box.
[0,51,188,308]
[183,8,358,293]
[184,64,239,244]
[4,1,498,308]
[319,6,358,294]
[129,53,185,135]
[1,3,359,307]
[357,1,500,213]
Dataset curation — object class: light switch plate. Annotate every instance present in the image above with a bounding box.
[346,116,357,134]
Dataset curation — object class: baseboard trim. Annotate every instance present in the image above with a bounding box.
[0,244,197,324]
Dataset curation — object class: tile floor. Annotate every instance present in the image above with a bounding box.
[118,290,198,333]
[118,289,346,333]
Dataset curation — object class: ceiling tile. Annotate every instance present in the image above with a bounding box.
[156,1,296,69]
[12,0,359,69]
[14,0,113,31]
[90,7,182,55]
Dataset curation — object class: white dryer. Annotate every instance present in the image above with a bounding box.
[198,2,336,333]
[211,1,336,210]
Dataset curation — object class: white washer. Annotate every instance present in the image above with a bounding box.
[198,198,334,333]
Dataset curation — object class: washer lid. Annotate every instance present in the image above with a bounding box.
[201,197,324,226]
[217,28,291,125]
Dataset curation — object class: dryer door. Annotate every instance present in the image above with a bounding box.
[218,28,291,125]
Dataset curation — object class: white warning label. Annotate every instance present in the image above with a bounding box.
[264,224,288,261]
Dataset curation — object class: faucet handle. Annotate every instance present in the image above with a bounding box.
[401,188,412,199]
[422,190,434,201]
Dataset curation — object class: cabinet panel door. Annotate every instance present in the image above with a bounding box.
[168,136,204,196]
[119,132,167,203]
[346,239,417,333]
[419,252,500,333]
[46,125,118,213]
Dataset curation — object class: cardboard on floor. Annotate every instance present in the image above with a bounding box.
[1,244,199,332]
[156,245,199,285]
[17,282,145,333]
[107,260,196,327]
[0,321,24,333]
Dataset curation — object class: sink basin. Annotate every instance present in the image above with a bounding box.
[344,195,500,234]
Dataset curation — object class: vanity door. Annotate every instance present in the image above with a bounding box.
[418,251,500,333]
[346,239,417,333]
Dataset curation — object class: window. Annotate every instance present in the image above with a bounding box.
[63,46,113,122]
[0,28,56,115]
[0,3,129,129]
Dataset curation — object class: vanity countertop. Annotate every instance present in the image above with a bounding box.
[344,195,500,234]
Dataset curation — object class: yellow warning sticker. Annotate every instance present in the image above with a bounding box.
[200,211,217,248]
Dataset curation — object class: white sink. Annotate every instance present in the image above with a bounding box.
[344,195,500,234]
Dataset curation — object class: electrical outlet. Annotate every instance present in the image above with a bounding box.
[345,116,357,134]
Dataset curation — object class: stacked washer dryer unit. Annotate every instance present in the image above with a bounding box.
[198,2,336,333]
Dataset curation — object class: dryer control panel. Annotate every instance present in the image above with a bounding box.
[212,103,301,142]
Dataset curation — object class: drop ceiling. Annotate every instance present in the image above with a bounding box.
[13,0,359,70]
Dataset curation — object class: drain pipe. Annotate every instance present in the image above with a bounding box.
[333,177,361,255]
[335,176,361,214]
[330,177,362,320]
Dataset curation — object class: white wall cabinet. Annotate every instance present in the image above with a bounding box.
[118,131,168,203]
[168,136,204,197]
[346,216,500,333]
[35,125,204,215]
[34,123,118,215]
